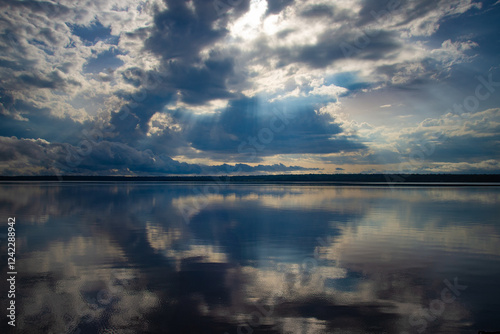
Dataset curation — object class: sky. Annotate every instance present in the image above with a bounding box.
[0,0,499,176]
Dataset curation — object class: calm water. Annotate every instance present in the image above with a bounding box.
[1,183,499,334]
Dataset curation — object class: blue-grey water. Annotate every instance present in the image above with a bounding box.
[1,182,499,334]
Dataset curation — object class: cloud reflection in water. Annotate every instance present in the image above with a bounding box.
[0,183,499,333]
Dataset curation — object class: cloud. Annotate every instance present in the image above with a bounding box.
[397,108,500,163]
[144,0,227,61]
[219,0,484,102]
[104,1,254,148]
[276,29,402,69]
[5,182,496,333]
[266,0,294,15]
[17,71,81,89]
[0,0,498,175]
[336,108,500,172]
[179,97,366,161]
[162,53,240,105]
[299,4,335,18]
[315,106,500,173]
[356,0,481,37]
[0,136,317,175]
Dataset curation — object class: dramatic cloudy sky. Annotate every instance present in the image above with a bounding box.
[1,0,499,175]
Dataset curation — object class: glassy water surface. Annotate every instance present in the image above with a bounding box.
[1,183,499,333]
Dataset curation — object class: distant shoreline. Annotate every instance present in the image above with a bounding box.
[1,174,500,185]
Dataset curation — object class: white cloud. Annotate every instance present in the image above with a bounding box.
[0,0,161,122]
[309,84,348,97]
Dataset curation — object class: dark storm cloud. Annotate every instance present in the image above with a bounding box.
[266,0,294,15]
[180,97,365,160]
[110,0,251,146]
[110,86,176,145]
[109,51,247,148]
[141,0,250,98]
[0,136,316,175]
[121,67,149,88]
[164,53,239,105]
[63,140,203,174]
[144,0,249,61]
[276,29,402,69]
[0,137,67,176]
[299,4,335,19]
[299,3,354,22]
[17,71,79,89]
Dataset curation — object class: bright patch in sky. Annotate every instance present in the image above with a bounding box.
[229,0,268,40]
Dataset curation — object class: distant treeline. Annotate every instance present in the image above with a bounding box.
[1,174,499,184]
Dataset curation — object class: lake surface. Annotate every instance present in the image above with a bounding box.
[1,182,499,333]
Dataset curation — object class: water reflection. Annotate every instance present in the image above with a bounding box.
[0,183,499,333]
